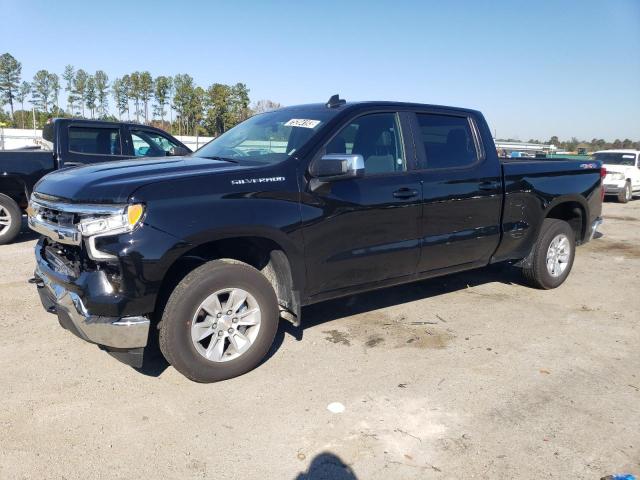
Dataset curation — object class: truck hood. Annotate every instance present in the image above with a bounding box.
[603,163,637,176]
[34,156,252,203]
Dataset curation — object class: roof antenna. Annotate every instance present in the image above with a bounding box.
[326,94,346,108]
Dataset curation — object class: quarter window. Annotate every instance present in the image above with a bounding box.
[415,114,478,169]
[68,127,121,155]
[326,113,406,174]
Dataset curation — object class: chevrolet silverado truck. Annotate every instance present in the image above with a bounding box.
[28,96,604,382]
[595,149,640,203]
[0,118,190,244]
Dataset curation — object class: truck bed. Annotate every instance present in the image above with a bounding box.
[493,157,603,263]
[0,149,56,208]
[0,149,56,172]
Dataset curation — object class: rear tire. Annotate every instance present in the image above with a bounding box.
[0,194,22,245]
[617,181,631,203]
[522,218,576,290]
[159,259,279,382]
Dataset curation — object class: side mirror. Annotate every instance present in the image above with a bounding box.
[168,146,191,156]
[310,154,364,181]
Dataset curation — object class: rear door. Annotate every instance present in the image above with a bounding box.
[410,111,502,272]
[61,123,132,166]
[302,111,423,296]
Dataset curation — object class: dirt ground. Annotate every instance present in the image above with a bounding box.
[0,200,638,480]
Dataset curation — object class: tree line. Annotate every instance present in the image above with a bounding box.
[0,52,282,137]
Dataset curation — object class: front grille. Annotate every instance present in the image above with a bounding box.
[28,194,126,247]
[37,204,78,229]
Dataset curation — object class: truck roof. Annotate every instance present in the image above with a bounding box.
[49,117,155,129]
[277,101,482,116]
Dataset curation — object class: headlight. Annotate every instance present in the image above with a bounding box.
[608,172,625,181]
[78,204,145,237]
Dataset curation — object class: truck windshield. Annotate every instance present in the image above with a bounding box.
[594,152,637,166]
[193,108,336,164]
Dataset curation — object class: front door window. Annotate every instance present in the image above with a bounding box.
[326,113,406,175]
[131,130,181,157]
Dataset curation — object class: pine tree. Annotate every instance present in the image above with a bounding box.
[31,70,53,113]
[0,53,22,119]
[85,75,97,118]
[62,65,76,115]
[74,69,88,117]
[94,70,109,118]
[153,76,172,125]
[15,81,30,128]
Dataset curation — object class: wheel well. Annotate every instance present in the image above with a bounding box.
[546,202,586,244]
[0,191,23,210]
[155,237,298,323]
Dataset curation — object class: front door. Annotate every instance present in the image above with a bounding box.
[301,112,422,296]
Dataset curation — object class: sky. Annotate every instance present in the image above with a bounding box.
[2,0,639,141]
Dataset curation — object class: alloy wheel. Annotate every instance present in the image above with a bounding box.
[546,234,571,277]
[0,206,12,236]
[190,288,262,362]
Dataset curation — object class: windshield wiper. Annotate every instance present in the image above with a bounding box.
[198,155,239,163]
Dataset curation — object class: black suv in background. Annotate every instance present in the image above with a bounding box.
[28,97,603,382]
[0,119,190,244]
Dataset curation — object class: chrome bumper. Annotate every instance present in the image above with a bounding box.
[28,215,81,245]
[34,265,150,349]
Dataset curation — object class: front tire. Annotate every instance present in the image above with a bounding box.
[0,194,22,245]
[522,218,576,290]
[159,259,279,382]
[618,181,632,203]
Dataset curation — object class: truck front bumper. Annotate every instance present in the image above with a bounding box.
[32,250,150,368]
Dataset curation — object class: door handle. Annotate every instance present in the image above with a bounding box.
[478,181,501,191]
[393,188,419,199]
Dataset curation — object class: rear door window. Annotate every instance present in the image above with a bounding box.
[68,126,122,155]
[415,114,478,169]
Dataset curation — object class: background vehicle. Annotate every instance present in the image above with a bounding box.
[0,119,191,244]
[595,149,640,203]
[28,98,604,382]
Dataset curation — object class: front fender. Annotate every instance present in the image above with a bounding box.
[128,165,306,292]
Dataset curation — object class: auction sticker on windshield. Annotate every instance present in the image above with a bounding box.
[284,119,321,129]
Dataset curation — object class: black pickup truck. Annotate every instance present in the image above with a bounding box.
[28,97,604,382]
[0,118,190,244]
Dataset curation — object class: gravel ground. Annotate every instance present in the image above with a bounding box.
[0,200,638,480]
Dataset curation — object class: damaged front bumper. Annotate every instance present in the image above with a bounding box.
[32,242,150,368]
